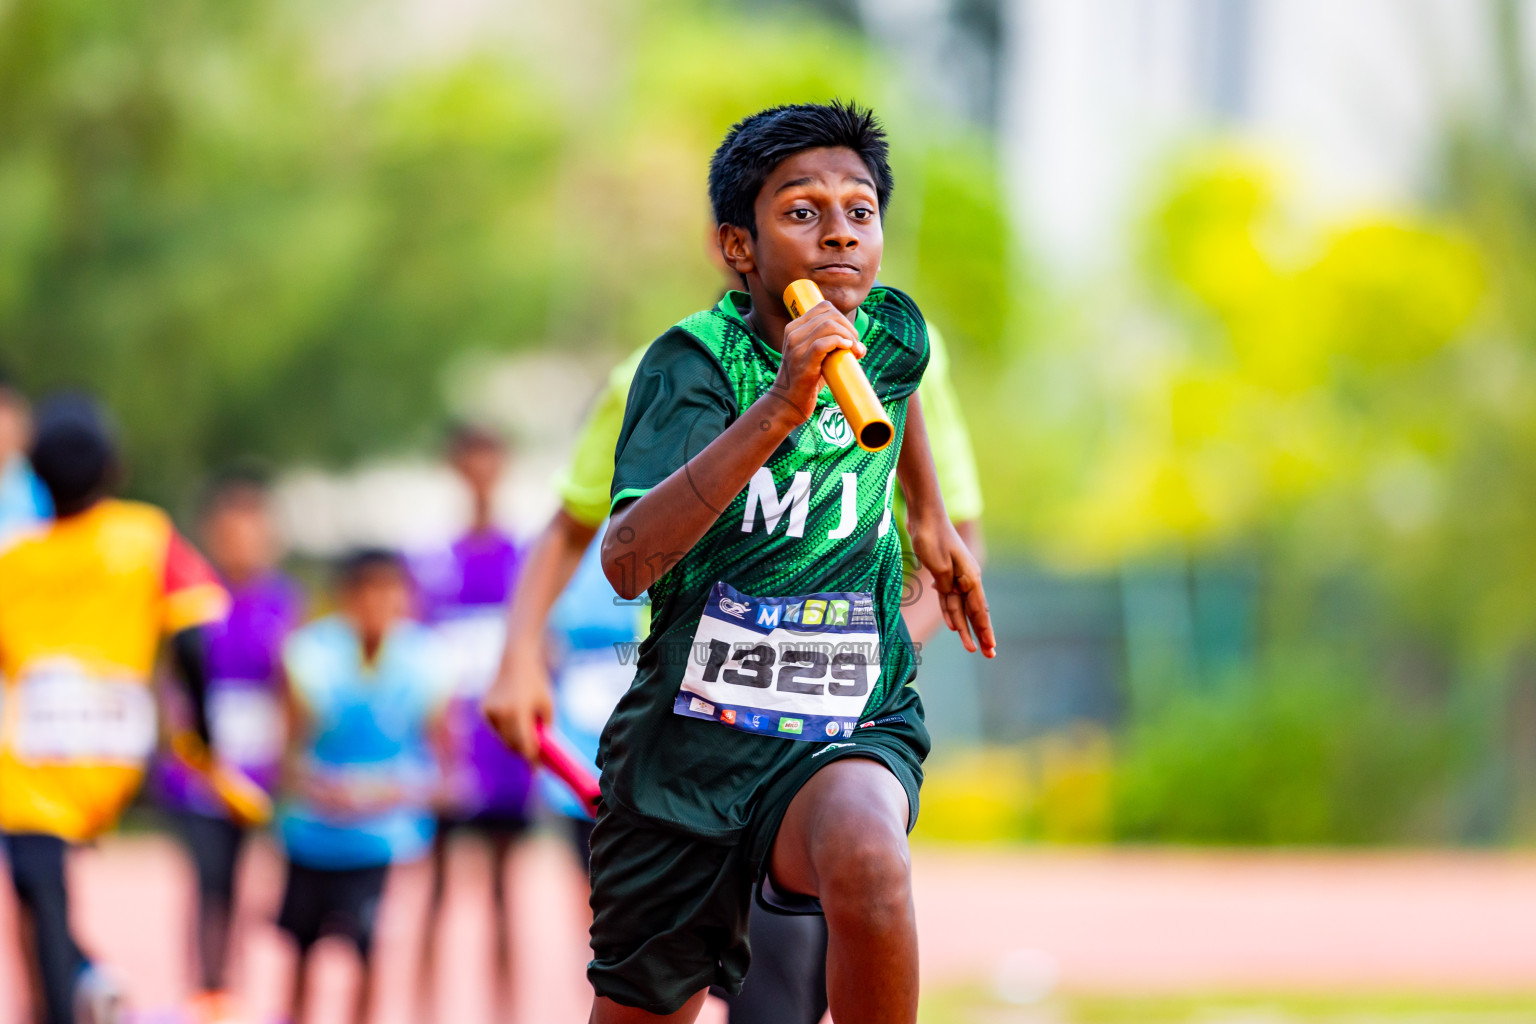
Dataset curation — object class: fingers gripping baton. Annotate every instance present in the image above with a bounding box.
[783,279,894,452]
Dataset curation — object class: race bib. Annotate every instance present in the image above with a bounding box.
[434,611,508,699]
[9,658,157,763]
[208,685,285,767]
[673,582,881,742]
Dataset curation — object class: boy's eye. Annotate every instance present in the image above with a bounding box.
[788,208,815,220]
[849,206,874,220]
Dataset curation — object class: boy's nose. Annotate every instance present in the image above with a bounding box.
[821,209,859,250]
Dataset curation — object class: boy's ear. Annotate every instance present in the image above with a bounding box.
[718,223,756,277]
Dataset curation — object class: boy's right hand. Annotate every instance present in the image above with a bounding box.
[482,646,554,763]
[773,300,867,422]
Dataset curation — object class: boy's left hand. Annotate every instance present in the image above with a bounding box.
[908,516,996,658]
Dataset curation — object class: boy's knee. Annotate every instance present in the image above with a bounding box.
[812,814,911,911]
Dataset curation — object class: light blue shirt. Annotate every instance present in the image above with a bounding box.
[0,456,50,550]
[279,615,450,869]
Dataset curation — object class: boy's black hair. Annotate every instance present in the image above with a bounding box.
[444,421,503,455]
[199,462,272,518]
[336,547,408,589]
[708,100,893,236]
[29,393,118,517]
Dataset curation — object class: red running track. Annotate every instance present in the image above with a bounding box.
[2,837,1536,1023]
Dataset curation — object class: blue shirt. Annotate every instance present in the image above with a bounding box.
[0,457,50,551]
[279,615,450,869]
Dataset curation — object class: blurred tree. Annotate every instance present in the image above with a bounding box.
[0,0,1013,504]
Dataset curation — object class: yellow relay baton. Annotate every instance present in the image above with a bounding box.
[783,279,894,452]
[170,732,274,828]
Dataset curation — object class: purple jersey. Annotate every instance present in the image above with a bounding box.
[154,572,302,817]
[413,530,533,821]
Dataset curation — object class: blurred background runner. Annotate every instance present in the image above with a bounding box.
[151,471,302,1024]
[411,425,534,1017]
[0,395,228,1024]
[276,549,451,1024]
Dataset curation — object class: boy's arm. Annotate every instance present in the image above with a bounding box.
[484,346,641,761]
[898,394,996,657]
[169,627,214,745]
[902,520,982,642]
[161,528,229,750]
[601,301,865,598]
[483,509,598,760]
[278,669,312,804]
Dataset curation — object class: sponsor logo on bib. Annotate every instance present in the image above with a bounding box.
[675,582,881,742]
[816,407,855,448]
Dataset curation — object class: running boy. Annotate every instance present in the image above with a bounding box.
[0,395,229,1024]
[412,425,532,1014]
[529,101,989,1022]
[153,471,301,1021]
[276,549,449,1024]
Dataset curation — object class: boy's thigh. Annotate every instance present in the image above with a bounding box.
[746,687,927,910]
[587,809,752,1016]
[766,755,912,901]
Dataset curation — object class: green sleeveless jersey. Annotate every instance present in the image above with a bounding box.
[599,287,929,838]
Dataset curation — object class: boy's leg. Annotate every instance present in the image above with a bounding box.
[767,758,917,1024]
[173,813,245,992]
[277,860,324,1024]
[290,949,310,1024]
[717,909,828,1024]
[345,865,389,1024]
[417,819,452,1012]
[6,833,89,1024]
[354,951,375,1024]
[488,828,516,1016]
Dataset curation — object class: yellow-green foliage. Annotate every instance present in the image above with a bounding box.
[1016,152,1486,566]
[0,0,1011,505]
[915,728,1113,844]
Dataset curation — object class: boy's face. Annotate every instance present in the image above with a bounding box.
[450,440,504,503]
[721,146,884,315]
[342,569,411,643]
[203,491,279,583]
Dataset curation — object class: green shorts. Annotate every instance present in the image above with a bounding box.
[585,690,926,1015]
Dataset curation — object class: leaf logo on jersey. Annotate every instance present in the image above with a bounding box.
[816,407,855,448]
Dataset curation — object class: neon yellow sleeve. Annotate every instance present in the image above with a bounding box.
[915,324,984,521]
[559,321,983,527]
[555,344,649,528]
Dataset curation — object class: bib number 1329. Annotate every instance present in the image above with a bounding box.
[674,582,881,742]
[698,640,870,698]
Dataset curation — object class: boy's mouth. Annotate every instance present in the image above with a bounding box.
[813,262,863,276]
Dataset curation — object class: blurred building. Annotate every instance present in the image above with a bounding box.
[1001,0,1508,273]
